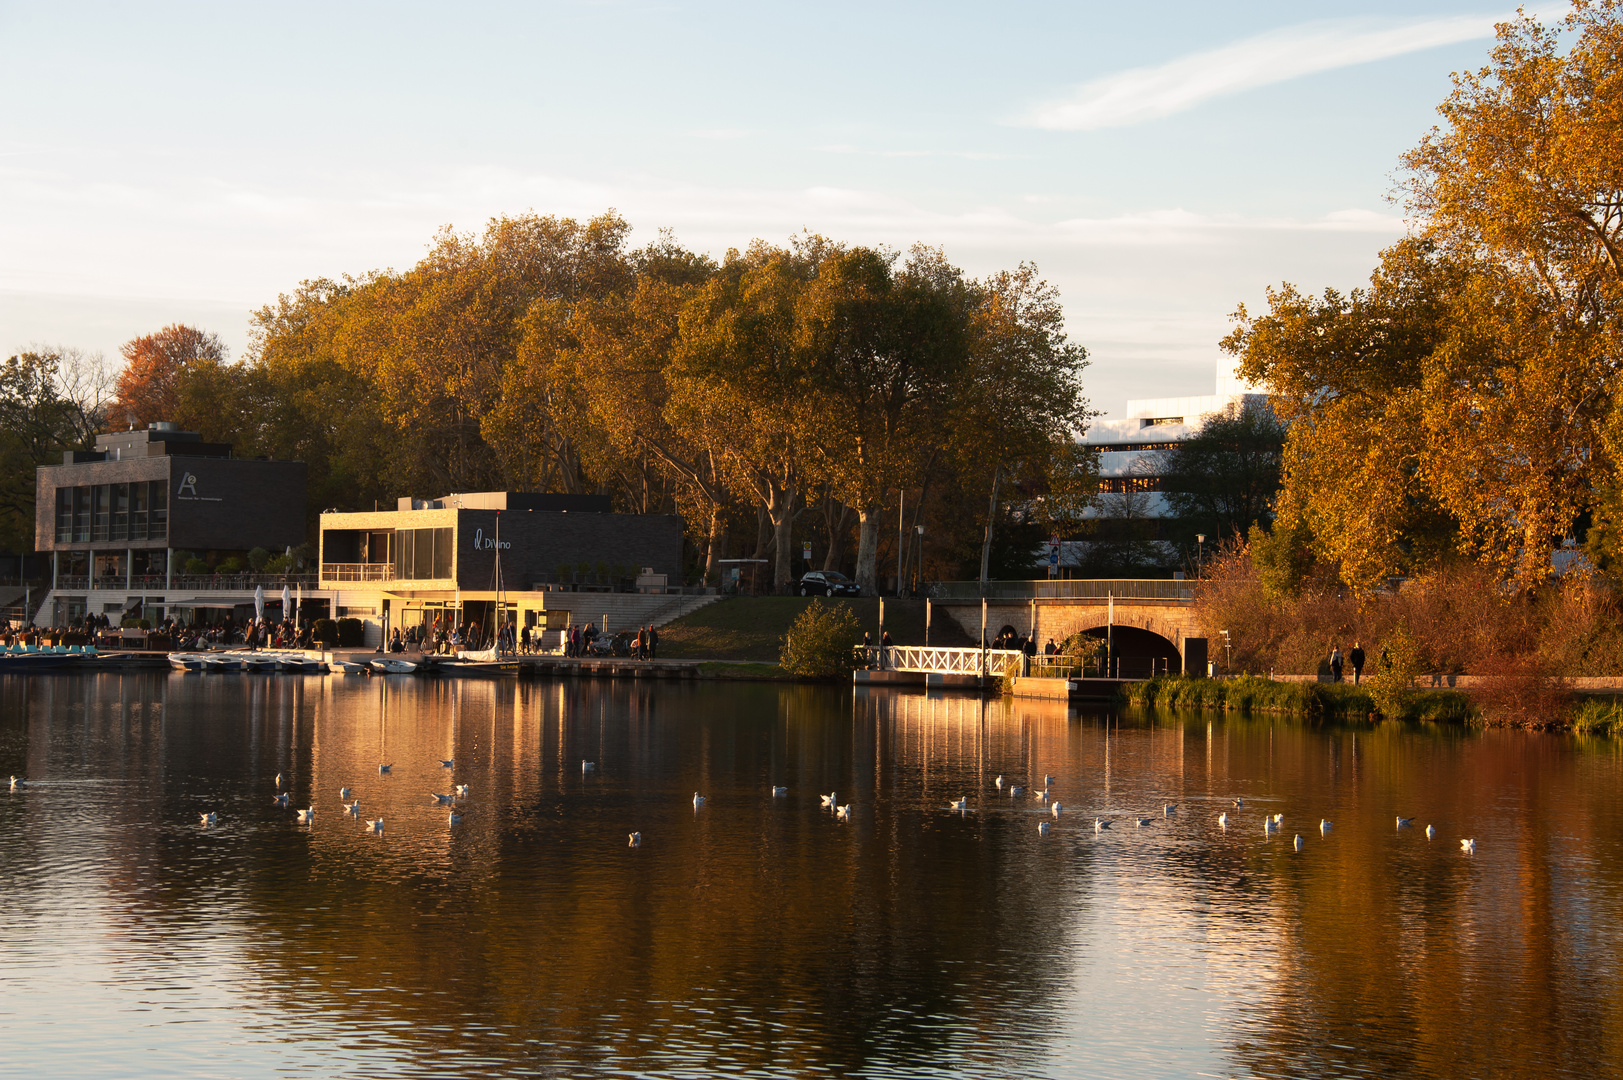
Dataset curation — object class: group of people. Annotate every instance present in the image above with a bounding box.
[1327,641,1370,684]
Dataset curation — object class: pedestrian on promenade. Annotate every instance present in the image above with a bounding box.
[635,626,646,661]
[1045,638,1057,656]
[1329,644,1344,683]
[1349,641,1366,685]
[648,624,658,660]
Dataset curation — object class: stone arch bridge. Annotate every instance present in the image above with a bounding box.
[928,579,1206,674]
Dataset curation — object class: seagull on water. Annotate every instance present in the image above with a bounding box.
[275,773,283,788]
[1163,804,1177,816]
[1038,821,1052,836]
[9,776,22,791]
[1136,817,1153,827]
[1264,818,1279,834]
[1051,802,1063,818]
[272,792,290,806]
[430,793,455,805]
[771,786,788,797]
[1010,785,1025,798]
[1219,812,1229,828]
[1035,790,1050,804]
[366,817,384,833]
[339,787,352,800]
[1293,834,1304,850]
[836,804,852,821]
[1397,816,1414,829]
[1461,838,1476,853]
[1233,798,1244,808]
[1426,824,1436,840]
[199,811,217,825]
[820,792,837,807]
[347,800,361,815]
[1044,775,1055,787]
[1094,818,1112,832]
[1320,819,1332,832]
[448,811,462,825]
[296,807,315,824]
[378,764,392,775]
[1271,813,1283,824]
[582,761,595,773]
[628,832,641,847]
[439,759,454,768]
[949,797,968,811]
[692,792,705,807]
[455,784,469,797]
[995,775,1004,789]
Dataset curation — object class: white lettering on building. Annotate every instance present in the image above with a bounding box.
[471,528,511,551]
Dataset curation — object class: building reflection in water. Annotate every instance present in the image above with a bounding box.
[1,675,1621,1078]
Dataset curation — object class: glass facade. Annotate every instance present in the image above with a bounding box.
[54,481,169,543]
[393,528,454,580]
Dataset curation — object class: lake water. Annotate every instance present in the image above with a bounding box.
[2,673,1621,1079]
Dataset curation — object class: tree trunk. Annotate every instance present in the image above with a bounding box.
[823,500,853,572]
[769,487,797,593]
[855,504,881,596]
[702,501,724,586]
[979,462,1002,584]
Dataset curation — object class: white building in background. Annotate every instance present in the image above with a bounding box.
[1081,357,1270,520]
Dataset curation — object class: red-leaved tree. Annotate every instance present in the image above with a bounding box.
[113,324,226,429]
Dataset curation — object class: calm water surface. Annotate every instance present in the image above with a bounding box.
[2,673,1621,1078]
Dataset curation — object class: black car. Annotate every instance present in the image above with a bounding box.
[799,570,860,597]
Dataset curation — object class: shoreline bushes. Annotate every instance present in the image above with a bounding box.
[1122,674,1477,723]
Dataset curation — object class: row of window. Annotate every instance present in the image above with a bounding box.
[54,482,169,543]
[395,527,454,581]
[1098,477,1164,494]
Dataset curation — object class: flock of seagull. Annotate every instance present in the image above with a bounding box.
[8,767,1476,854]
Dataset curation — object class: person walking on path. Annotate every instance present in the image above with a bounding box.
[1349,641,1366,685]
[1329,644,1344,683]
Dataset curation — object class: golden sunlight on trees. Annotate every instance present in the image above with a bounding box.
[113,324,226,431]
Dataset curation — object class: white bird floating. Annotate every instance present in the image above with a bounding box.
[1396,816,1414,829]
[692,793,706,808]
[347,800,361,815]
[995,775,1004,789]
[1233,798,1245,808]
[949,797,968,811]
[1051,802,1063,818]
[1094,818,1111,832]
[836,804,851,821]
[1426,824,1436,840]
[1219,812,1229,827]
[9,775,22,791]
[339,787,352,800]
[771,786,788,797]
[448,811,462,826]
[439,759,454,769]
[1264,818,1278,834]
[455,784,469,797]
[275,773,283,788]
[199,811,217,825]
[431,793,454,805]
[628,832,641,847]
[272,792,290,806]
[366,817,384,833]
[1010,785,1025,798]
[1320,819,1333,832]
[820,792,837,807]
[1163,804,1177,815]
[1035,790,1049,804]
[1044,775,1055,787]
[378,764,392,775]
[296,807,315,824]
[1271,813,1284,824]
[1038,821,1052,836]
[1293,834,1304,850]
[581,761,595,773]
[1461,838,1476,853]
[1136,817,1153,828]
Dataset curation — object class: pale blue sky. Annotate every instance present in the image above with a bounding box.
[0,1,1543,416]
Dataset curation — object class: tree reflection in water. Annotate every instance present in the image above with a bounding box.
[1,673,1620,1078]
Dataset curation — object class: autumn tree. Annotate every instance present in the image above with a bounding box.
[113,324,227,430]
[0,348,110,553]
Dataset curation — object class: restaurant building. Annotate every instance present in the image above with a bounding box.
[32,423,308,627]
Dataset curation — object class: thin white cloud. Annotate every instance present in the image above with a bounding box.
[1027,13,1511,130]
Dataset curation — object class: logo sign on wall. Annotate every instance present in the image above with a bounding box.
[174,472,220,502]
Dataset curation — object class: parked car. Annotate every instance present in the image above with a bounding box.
[799,570,860,597]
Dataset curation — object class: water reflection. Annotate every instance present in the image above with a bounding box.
[2,675,1622,1078]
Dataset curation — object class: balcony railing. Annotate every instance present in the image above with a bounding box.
[321,563,396,582]
[926,578,1196,602]
[51,573,318,593]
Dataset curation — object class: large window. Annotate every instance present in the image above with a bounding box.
[148,481,167,540]
[54,480,167,544]
[111,483,130,541]
[73,487,90,543]
[91,485,111,542]
[55,489,72,543]
[393,527,454,581]
[131,482,149,540]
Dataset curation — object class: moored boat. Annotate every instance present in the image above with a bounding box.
[167,653,210,671]
[328,659,370,674]
[369,658,418,675]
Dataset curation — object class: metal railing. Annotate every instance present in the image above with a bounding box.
[927,578,1196,602]
[859,645,1025,677]
[321,563,395,582]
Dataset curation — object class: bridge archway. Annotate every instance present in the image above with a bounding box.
[1078,624,1181,677]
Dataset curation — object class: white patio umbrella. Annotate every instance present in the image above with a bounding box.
[281,585,291,624]
[254,585,265,622]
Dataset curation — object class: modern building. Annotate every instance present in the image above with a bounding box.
[32,423,307,627]
[318,491,696,645]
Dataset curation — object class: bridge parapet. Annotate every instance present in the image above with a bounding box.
[859,645,1024,677]
[928,579,1194,602]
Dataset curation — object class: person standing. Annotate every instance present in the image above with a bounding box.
[1349,640,1366,685]
[1329,644,1344,683]
[648,624,658,660]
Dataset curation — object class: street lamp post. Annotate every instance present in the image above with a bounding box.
[1196,533,1205,571]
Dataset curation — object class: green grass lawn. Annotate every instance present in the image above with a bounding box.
[658,596,975,662]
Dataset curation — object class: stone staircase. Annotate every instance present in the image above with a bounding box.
[540,591,720,633]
